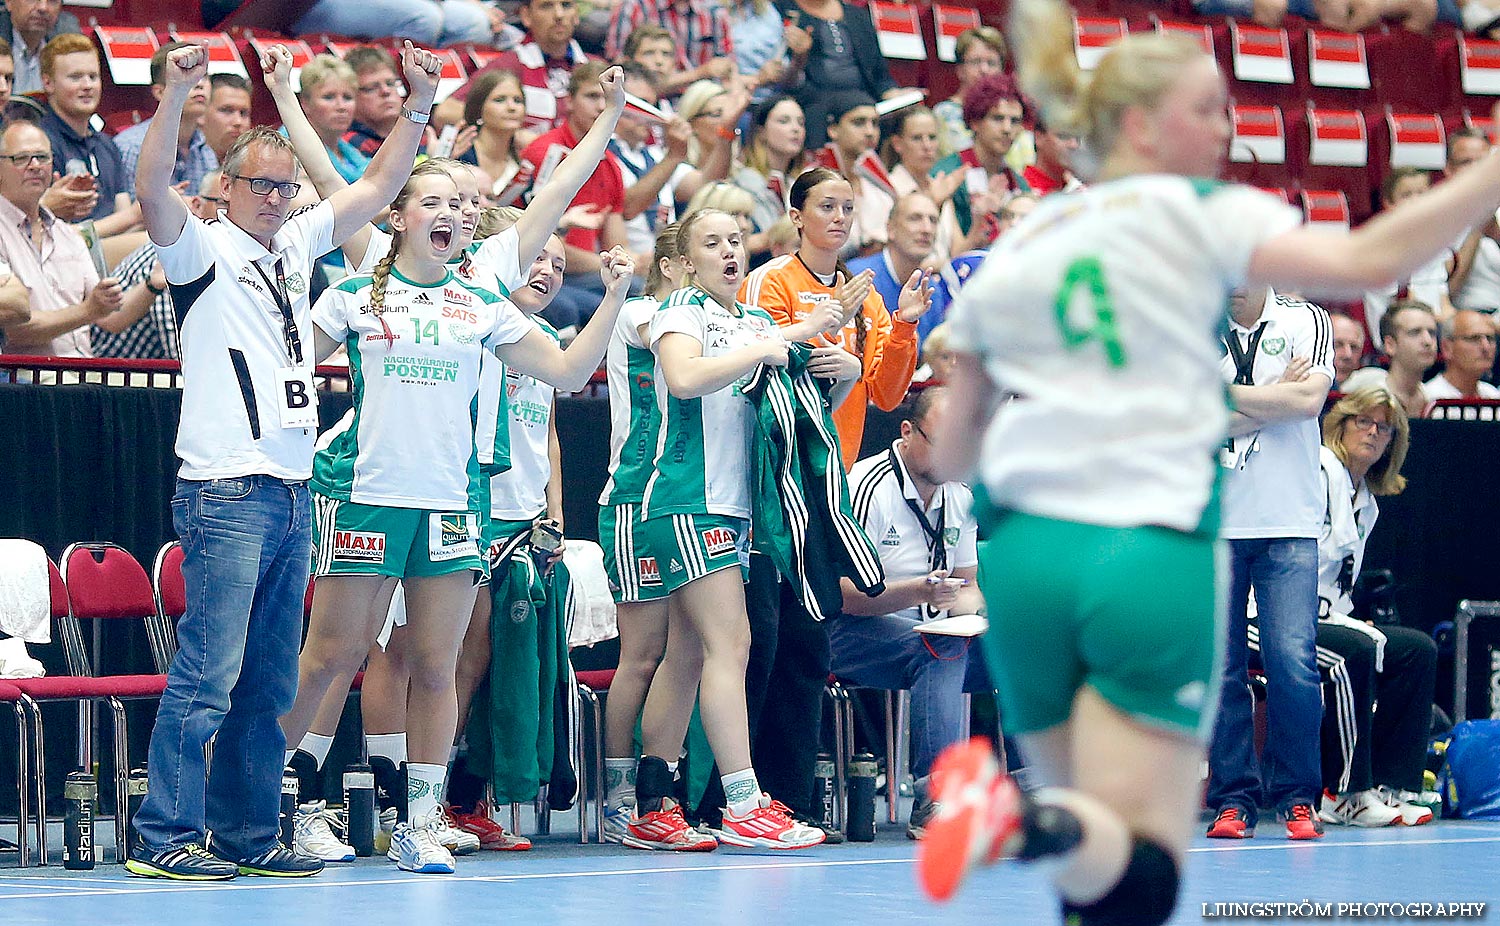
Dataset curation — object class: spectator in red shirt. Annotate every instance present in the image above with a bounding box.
[435,0,594,133]
[519,59,629,330]
[1021,114,1082,197]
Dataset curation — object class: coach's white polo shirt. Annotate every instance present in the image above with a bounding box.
[1219,290,1335,540]
[156,201,335,481]
[847,442,978,622]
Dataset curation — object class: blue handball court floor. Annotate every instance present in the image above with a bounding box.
[2,814,1497,926]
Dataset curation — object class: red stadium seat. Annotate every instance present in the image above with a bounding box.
[1074,15,1128,70]
[1231,21,1294,86]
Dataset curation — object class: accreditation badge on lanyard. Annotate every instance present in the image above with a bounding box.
[257,257,319,430]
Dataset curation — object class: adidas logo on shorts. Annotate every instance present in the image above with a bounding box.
[669,558,684,573]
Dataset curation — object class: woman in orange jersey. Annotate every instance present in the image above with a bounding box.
[741,166,934,469]
[692,165,932,835]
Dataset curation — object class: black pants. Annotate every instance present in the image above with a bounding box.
[696,553,831,821]
[1317,623,1436,795]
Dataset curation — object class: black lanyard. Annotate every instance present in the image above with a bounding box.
[253,257,303,365]
[889,447,947,573]
[1223,321,1267,386]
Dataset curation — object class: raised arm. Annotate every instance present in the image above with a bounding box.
[493,248,636,392]
[137,46,206,246]
[514,66,627,265]
[325,42,443,246]
[260,44,374,265]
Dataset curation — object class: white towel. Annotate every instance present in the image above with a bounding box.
[0,637,44,678]
[0,539,52,644]
[563,541,617,649]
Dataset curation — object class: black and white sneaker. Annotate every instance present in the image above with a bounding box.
[125,843,238,881]
[227,843,325,877]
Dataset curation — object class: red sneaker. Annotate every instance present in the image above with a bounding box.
[718,795,825,850]
[1283,803,1325,840]
[1206,806,1253,839]
[624,801,718,852]
[449,803,532,851]
[917,738,1021,903]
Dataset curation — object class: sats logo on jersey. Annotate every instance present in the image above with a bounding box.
[442,306,477,324]
[701,527,736,558]
[332,530,386,563]
[638,556,662,586]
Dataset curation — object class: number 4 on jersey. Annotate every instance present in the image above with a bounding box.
[1054,257,1126,368]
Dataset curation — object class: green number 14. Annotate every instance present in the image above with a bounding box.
[1054,257,1126,368]
[412,318,440,345]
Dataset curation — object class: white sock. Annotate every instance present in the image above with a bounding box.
[722,767,761,817]
[667,759,680,776]
[605,757,636,809]
[407,762,448,822]
[366,732,408,766]
[298,732,335,769]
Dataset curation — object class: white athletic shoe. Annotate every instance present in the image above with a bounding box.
[294,800,356,862]
[388,814,457,874]
[1318,789,1401,827]
[431,807,482,855]
[601,803,633,844]
[1375,785,1435,826]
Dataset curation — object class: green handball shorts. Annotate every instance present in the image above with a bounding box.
[976,509,1225,741]
[312,495,483,579]
[634,513,750,594]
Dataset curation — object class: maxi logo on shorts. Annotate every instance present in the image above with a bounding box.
[333,529,386,564]
[638,556,662,587]
[702,527,736,558]
[430,513,478,563]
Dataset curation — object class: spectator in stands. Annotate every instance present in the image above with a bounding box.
[931,74,1030,257]
[913,321,954,383]
[1364,166,1452,342]
[115,42,217,198]
[342,46,408,160]
[671,78,742,200]
[684,180,764,258]
[90,170,226,361]
[1426,309,1500,399]
[618,25,676,91]
[849,192,949,345]
[291,0,494,49]
[1331,311,1367,389]
[939,192,1039,297]
[0,120,134,357]
[0,37,14,106]
[1207,286,1335,842]
[931,26,1006,156]
[1313,387,1436,828]
[733,95,807,241]
[606,2,737,95]
[201,73,252,163]
[519,59,629,329]
[38,34,133,227]
[1443,128,1500,314]
[784,0,900,150]
[1345,299,1438,417]
[886,107,964,212]
[836,386,984,840]
[1022,115,1081,197]
[0,0,80,97]
[814,90,892,256]
[610,65,695,264]
[458,69,531,205]
[295,55,369,185]
[437,0,594,134]
[727,0,800,104]
[1208,0,1455,33]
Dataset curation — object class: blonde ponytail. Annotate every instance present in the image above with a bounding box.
[1009,0,1089,139]
[369,237,399,316]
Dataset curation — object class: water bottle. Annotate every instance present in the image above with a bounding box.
[62,770,96,870]
[847,752,878,842]
[279,772,299,849]
[813,752,837,830]
[343,763,376,857]
[124,768,148,853]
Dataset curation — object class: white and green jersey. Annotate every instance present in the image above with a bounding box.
[310,267,535,510]
[641,286,781,520]
[480,316,559,521]
[946,175,1301,533]
[599,296,663,507]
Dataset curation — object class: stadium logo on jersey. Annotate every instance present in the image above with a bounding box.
[638,557,662,586]
[284,272,307,295]
[701,527,736,558]
[1262,336,1287,356]
[443,288,473,305]
[332,530,386,564]
[881,526,901,546]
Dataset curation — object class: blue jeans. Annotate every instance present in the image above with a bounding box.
[1206,537,1322,824]
[829,613,970,779]
[133,476,311,858]
[292,0,493,47]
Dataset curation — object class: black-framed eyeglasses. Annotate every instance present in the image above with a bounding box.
[230,174,301,198]
[1,152,50,167]
[911,422,933,442]
[1349,415,1395,438]
[1456,332,1497,344]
